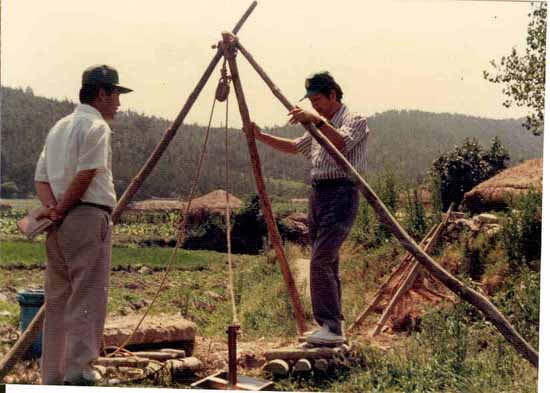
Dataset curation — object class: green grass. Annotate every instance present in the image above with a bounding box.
[0,240,246,270]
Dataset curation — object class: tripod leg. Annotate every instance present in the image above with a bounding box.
[221,33,307,335]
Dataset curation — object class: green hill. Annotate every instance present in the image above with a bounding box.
[0,86,542,200]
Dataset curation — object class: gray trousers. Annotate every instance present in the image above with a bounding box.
[308,181,359,335]
[41,205,112,385]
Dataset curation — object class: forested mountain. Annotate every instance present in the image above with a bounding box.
[1,86,543,200]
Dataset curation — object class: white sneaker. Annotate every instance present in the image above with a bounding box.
[64,367,103,386]
[305,324,345,346]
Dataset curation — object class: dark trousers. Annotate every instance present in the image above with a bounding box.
[308,181,359,335]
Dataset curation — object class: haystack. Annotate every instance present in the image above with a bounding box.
[126,198,183,213]
[186,189,242,215]
[462,158,542,212]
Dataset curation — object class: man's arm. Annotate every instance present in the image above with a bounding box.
[288,107,345,151]
[53,169,97,220]
[35,170,97,221]
[247,122,299,155]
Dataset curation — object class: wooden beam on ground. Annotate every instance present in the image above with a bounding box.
[371,204,453,337]
[236,40,539,368]
[221,32,307,335]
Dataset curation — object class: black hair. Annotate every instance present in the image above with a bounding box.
[318,81,343,102]
[79,84,115,104]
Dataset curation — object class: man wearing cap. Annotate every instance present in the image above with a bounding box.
[248,71,368,345]
[34,65,132,385]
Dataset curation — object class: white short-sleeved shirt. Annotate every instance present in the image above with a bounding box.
[295,103,369,181]
[34,104,117,208]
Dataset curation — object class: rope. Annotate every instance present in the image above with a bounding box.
[107,93,218,358]
[224,92,238,324]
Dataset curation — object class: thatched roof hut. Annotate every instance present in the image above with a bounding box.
[461,158,542,212]
[126,198,183,213]
[186,189,242,215]
[124,190,242,222]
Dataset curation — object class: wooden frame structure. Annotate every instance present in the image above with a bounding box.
[0,0,539,381]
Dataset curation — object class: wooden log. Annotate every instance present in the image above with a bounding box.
[0,305,45,380]
[111,1,258,223]
[293,358,312,374]
[265,346,346,361]
[236,40,538,368]
[129,351,179,361]
[166,357,203,374]
[222,32,307,335]
[371,204,454,337]
[160,348,187,357]
[94,357,150,368]
[313,358,329,373]
[263,359,290,377]
[348,223,438,332]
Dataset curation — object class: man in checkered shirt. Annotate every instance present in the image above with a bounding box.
[248,71,369,345]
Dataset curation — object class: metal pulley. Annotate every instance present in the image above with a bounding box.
[216,61,231,102]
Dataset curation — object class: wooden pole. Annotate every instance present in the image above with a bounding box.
[221,32,307,335]
[236,40,539,368]
[111,1,258,223]
[0,306,44,380]
[0,5,262,380]
[348,222,438,333]
[371,204,453,337]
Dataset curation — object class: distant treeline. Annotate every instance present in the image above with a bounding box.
[1,86,542,200]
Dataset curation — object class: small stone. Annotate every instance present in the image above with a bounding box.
[93,365,107,375]
[204,290,224,301]
[108,378,121,385]
[139,266,153,275]
[474,213,499,225]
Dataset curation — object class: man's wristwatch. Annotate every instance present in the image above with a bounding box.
[315,119,326,129]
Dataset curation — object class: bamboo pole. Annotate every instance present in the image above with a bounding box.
[0,5,261,380]
[236,40,539,368]
[371,204,453,337]
[111,0,258,223]
[221,32,307,334]
[348,222,438,332]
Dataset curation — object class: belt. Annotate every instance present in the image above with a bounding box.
[311,178,355,188]
[78,201,113,215]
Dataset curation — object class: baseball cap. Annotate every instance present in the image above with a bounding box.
[300,71,337,101]
[82,64,133,94]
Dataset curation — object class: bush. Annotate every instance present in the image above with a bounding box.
[404,187,427,240]
[500,188,542,272]
[429,137,510,210]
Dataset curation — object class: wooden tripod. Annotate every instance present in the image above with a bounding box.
[0,0,539,381]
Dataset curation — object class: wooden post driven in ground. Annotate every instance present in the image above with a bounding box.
[221,32,307,334]
[235,40,539,368]
[0,5,261,380]
[111,1,258,223]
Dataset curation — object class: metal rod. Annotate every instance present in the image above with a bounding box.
[222,32,307,335]
[227,324,239,387]
[236,40,539,368]
[111,1,258,223]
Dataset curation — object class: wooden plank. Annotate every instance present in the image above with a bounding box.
[94,357,150,368]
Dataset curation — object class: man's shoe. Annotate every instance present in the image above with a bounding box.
[305,324,345,346]
[64,367,103,386]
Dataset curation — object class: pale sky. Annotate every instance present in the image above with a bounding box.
[1,0,536,128]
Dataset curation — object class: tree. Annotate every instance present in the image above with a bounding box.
[430,137,510,210]
[483,3,546,135]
